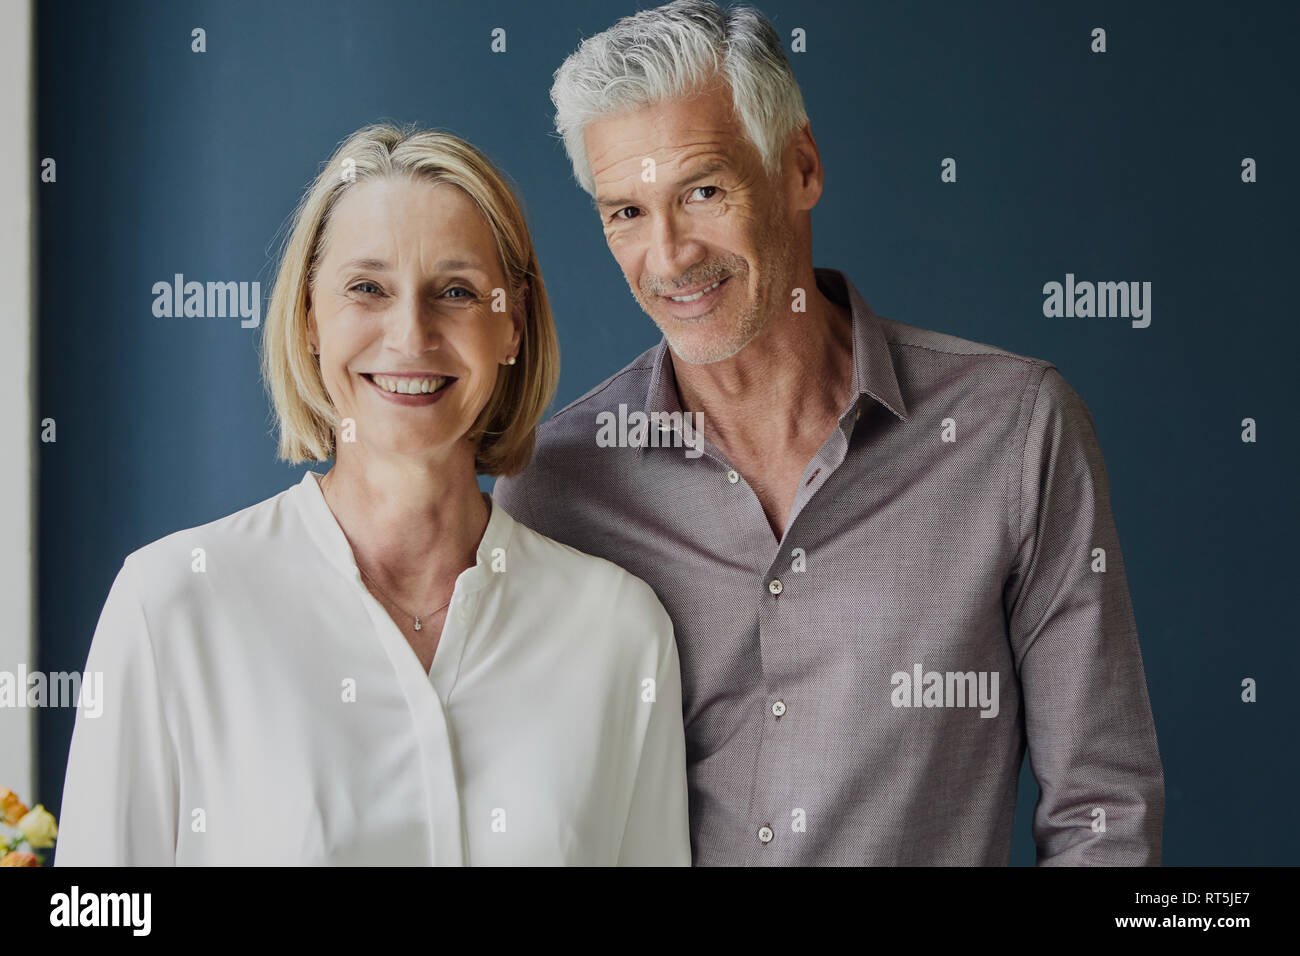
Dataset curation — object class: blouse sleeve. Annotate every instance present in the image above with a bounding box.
[55,558,179,865]
[617,599,692,866]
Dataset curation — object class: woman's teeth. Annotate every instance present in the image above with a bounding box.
[370,374,447,395]
[669,278,723,302]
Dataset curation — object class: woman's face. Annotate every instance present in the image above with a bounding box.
[307,175,522,465]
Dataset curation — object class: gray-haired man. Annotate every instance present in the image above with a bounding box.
[495,0,1164,865]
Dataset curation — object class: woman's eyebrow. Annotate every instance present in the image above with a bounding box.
[338,257,390,272]
[433,258,488,274]
[338,257,488,274]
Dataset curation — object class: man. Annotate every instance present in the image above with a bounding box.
[495,0,1164,865]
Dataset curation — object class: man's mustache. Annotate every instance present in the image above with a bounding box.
[641,258,746,296]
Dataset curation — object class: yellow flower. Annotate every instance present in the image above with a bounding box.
[15,805,58,849]
[0,787,28,825]
[0,850,41,866]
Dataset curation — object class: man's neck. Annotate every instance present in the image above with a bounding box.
[673,279,855,464]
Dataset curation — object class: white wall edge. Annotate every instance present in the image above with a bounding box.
[0,0,35,804]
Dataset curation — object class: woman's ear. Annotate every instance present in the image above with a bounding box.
[509,283,527,354]
[306,295,319,354]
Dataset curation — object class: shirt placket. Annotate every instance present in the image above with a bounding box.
[745,401,863,862]
[356,573,469,867]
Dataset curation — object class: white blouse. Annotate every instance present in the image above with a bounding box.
[55,471,690,866]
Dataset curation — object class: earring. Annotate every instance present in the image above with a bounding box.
[507,356,517,365]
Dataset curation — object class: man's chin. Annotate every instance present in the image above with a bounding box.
[647,297,767,365]
[663,331,751,366]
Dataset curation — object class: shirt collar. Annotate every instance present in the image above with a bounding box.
[294,470,513,596]
[640,268,908,449]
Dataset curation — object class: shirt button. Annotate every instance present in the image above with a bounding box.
[726,469,739,484]
[758,825,774,844]
[771,700,786,718]
[768,579,783,595]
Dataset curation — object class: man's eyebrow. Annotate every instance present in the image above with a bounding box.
[671,157,729,189]
[593,157,731,210]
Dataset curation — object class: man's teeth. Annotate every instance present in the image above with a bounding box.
[669,279,723,302]
[371,374,448,395]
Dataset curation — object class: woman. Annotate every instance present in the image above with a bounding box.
[54,124,690,866]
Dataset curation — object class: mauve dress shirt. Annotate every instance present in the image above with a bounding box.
[495,267,1164,866]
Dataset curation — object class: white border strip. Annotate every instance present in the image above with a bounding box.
[0,0,35,801]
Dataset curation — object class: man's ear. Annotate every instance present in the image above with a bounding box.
[788,121,824,212]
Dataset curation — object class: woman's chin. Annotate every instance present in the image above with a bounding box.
[346,426,471,462]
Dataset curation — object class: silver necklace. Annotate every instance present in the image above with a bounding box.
[357,566,451,632]
[322,471,453,633]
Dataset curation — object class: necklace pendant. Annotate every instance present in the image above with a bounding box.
[413,617,422,631]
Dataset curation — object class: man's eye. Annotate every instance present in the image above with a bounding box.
[614,207,640,221]
[690,185,719,201]
[350,281,382,295]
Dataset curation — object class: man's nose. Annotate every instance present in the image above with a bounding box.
[646,212,701,284]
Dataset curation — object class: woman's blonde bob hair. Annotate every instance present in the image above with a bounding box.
[261,123,559,477]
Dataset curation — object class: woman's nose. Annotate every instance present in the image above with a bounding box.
[386,294,441,355]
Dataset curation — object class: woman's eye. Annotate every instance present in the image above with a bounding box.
[443,285,475,299]
[689,185,719,201]
[350,281,382,296]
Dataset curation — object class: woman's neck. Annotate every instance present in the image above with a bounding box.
[320,447,489,602]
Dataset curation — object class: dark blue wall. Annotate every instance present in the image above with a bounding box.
[35,0,1299,864]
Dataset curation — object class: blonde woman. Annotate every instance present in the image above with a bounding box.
[54,124,690,866]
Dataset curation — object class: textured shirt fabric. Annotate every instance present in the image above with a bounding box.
[494,267,1164,866]
[56,471,690,865]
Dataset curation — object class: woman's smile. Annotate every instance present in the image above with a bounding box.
[361,371,457,407]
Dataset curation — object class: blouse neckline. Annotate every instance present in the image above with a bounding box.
[292,469,513,599]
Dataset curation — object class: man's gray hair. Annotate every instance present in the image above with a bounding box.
[550,0,808,196]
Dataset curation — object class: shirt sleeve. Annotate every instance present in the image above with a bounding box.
[491,472,544,536]
[54,557,179,866]
[617,597,692,866]
[1005,366,1165,866]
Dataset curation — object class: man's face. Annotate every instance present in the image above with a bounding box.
[584,82,797,365]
